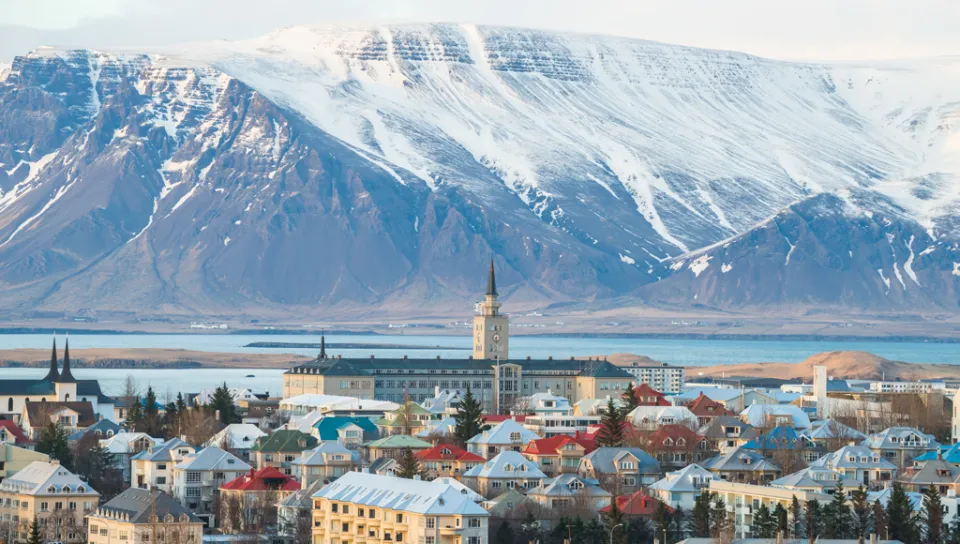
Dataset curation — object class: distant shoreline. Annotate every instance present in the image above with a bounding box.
[0,327,957,343]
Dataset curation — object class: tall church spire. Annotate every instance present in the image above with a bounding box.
[319,334,327,360]
[486,258,498,297]
[44,333,60,382]
[58,334,76,383]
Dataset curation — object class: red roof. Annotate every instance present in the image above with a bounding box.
[633,384,670,406]
[0,420,33,446]
[482,415,527,424]
[640,424,704,450]
[601,491,674,516]
[686,394,735,417]
[523,433,598,456]
[584,421,636,441]
[220,467,300,492]
[415,444,484,462]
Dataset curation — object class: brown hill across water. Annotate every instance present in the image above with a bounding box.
[0,348,308,369]
[691,350,960,381]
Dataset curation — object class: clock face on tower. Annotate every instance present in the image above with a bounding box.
[493,333,501,343]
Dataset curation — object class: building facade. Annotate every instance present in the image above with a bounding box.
[620,362,685,394]
[0,461,99,544]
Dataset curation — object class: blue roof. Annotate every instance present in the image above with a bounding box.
[915,443,960,463]
[67,419,121,441]
[313,417,379,441]
[742,426,802,450]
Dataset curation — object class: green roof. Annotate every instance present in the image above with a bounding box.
[363,435,432,449]
[252,430,318,453]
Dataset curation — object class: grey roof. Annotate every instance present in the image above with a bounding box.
[698,416,755,439]
[175,446,250,471]
[481,488,535,517]
[278,478,328,510]
[901,458,960,485]
[701,448,780,473]
[580,447,661,475]
[527,474,611,499]
[0,378,109,399]
[770,466,860,491]
[462,451,547,480]
[68,419,122,442]
[131,438,193,462]
[648,464,717,493]
[97,488,201,524]
[800,419,867,442]
[287,357,631,378]
[865,427,939,450]
[813,445,897,471]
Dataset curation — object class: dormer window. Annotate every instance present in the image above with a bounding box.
[504,464,513,472]
[510,432,521,441]
[441,448,451,455]
[677,438,686,447]
[47,486,57,493]
[568,480,584,490]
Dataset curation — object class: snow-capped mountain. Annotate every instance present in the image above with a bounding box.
[0,24,958,318]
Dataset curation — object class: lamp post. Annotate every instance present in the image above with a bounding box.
[609,522,625,544]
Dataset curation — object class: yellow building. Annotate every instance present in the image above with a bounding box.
[283,264,634,413]
[0,461,99,544]
[0,443,50,482]
[708,480,832,538]
[86,488,202,544]
[312,471,489,544]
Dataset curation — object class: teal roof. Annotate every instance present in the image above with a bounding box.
[314,417,379,441]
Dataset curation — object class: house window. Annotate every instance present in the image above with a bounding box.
[469,518,482,528]
[426,518,436,529]
[186,472,201,483]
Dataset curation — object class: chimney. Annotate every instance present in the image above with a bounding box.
[435,385,440,397]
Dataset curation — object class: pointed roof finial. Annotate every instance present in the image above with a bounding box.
[487,258,497,297]
[319,333,327,360]
[59,333,76,383]
[44,332,60,382]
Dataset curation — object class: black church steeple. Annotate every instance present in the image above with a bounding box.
[43,334,60,382]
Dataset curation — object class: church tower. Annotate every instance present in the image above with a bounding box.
[55,335,78,402]
[473,259,509,360]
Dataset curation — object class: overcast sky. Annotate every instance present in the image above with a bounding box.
[1,0,959,62]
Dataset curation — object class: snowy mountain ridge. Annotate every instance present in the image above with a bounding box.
[0,24,959,317]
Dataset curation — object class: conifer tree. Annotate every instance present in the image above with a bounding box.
[26,518,42,544]
[710,496,728,539]
[453,386,488,446]
[626,518,652,544]
[790,495,804,539]
[36,422,73,469]
[947,513,960,544]
[653,498,672,544]
[692,492,712,537]
[143,386,163,436]
[873,500,888,540]
[596,397,626,447]
[851,485,872,539]
[922,484,944,544]
[621,383,639,413]
[752,503,776,538]
[605,496,627,544]
[887,482,918,544]
[774,502,788,535]
[495,520,515,544]
[673,506,688,542]
[395,447,423,479]
[126,395,144,430]
[825,483,852,538]
[520,511,541,543]
[210,382,238,424]
[176,392,188,414]
[804,499,822,540]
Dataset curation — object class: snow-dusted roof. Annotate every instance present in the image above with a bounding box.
[462,450,547,480]
[466,419,539,445]
[526,474,610,498]
[290,442,360,467]
[421,389,464,414]
[99,432,162,454]
[770,466,860,491]
[739,404,811,429]
[867,488,923,512]
[800,419,867,442]
[648,464,717,493]
[0,461,99,496]
[205,424,267,450]
[280,394,398,412]
[431,477,485,502]
[574,397,625,416]
[626,406,697,426]
[416,416,456,438]
[581,447,661,475]
[865,427,939,450]
[701,448,780,473]
[811,445,896,470]
[194,388,257,405]
[312,472,489,516]
[175,446,250,472]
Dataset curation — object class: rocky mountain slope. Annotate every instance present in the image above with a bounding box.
[0,24,959,319]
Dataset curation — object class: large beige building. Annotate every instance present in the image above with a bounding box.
[312,471,489,544]
[87,488,202,544]
[0,443,49,482]
[0,461,99,544]
[708,480,832,538]
[283,264,633,413]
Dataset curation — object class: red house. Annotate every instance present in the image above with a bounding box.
[686,393,735,426]
[522,434,598,476]
[637,424,710,470]
[633,384,671,406]
[0,420,34,448]
[601,491,674,517]
[415,444,485,479]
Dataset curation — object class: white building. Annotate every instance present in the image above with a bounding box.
[517,390,572,415]
[462,450,547,497]
[204,424,267,462]
[466,420,540,460]
[131,438,196,493]
[626,406,698,431]
[421,388,464,418]
[171,446,250,517]
[868,381,942,393]
[648,464,718,509]
[619,362,685,394]
[523,414,601,437]
[739,404,811,429]
[193,388,260,406]
[99,432,163,481]
[279,394,398,417]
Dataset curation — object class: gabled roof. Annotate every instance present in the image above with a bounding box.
[312,471,490,516]
[649,464,717,493]
[24,401,96,427]
[313,417,379,442]
[467,419,539,445]
[462,450,547,479]
[812,445,896,471]
[175,446,251,472]
[581,447,661,475]
[868,488,924,512]
[523,434,597,456]
[634,384,671,406]
[0,420,33,445]
[415,444,484,463]
[0,461,98,496]
[68,419,121,442]
[527,473,610,498]
[865,427,939,450]
[99,433,162,454]
[131,438,193,462]
[686,394,735,417]
[642,424,705,450]
[205,424,267,450]
[742,426,802,451]
[416,416,457,438]
[422,389,464,414]
[626,406,697,426]
[481,488,535,517]
[901,458,960,485]
[252,430,318,453]
[698,416,755,439]
[739,404,811,429]
[96,488,200,524]
[221,467,300,492]
[601,491,672,515]
[278,478,328,510]
[701,448,780,473]
[291,442,361,467]
[770,466,860,491]
[363,435,432,449]
[800,419,867,443]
